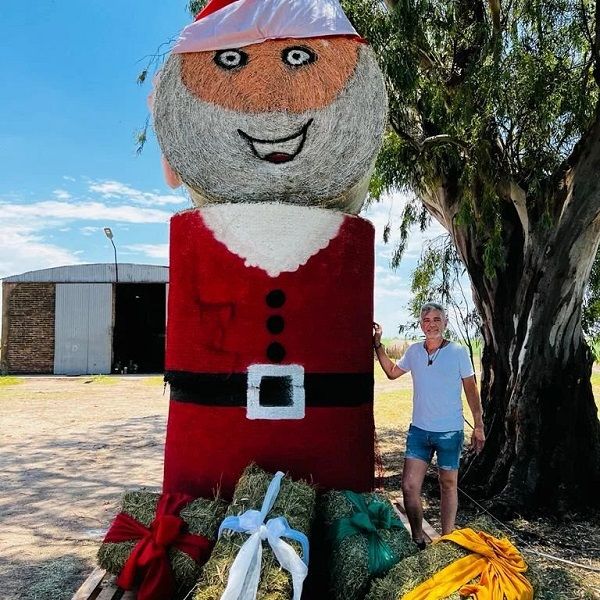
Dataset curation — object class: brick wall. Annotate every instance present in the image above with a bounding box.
[3,283,56,373]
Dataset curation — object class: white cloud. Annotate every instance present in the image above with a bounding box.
[123,243,169,259]
[0,200,173,225]
[0,230,81,280]
[88,180,188,207]
[0,182,176,283]
[363,192,454,336]
[53,189,72,200]
[81,226,101,236]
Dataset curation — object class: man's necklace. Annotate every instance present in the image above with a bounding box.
[425,340,447,366]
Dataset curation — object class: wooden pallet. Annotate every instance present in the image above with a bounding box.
[71,567,135,600]
[72,494,439,600]
[391,493,441,544]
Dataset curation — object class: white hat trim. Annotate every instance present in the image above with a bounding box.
[172,0,360,53]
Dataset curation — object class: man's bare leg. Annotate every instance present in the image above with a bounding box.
[438,468,459,535]
[401,457,429,543]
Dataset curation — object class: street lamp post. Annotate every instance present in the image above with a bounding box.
[103,227,119,283]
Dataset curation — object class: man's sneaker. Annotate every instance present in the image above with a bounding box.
[413,538,427,551]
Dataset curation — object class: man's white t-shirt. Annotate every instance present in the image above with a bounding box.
[396,341,474,432]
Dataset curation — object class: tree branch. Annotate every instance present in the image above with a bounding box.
[421,134,470,152]
[595,0,600,86]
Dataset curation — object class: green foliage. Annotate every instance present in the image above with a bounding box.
[398,235,481,360]
[135,115,149,155]
[583,247,600,358]
[188,1,207,16]
[344,0,598,276]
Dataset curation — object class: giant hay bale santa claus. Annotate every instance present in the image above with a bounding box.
[153,0,388,498]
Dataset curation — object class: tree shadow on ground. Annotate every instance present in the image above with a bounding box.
[0,414,166,599]
[0,554,90,600]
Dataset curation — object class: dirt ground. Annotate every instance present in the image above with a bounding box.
[1,374,599,599]
[0,376,167,600]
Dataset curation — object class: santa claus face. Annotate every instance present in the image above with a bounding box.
[153,36,387,213]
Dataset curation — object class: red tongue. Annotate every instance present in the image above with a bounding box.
[265,152,293,163]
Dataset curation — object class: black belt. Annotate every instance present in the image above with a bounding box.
[165,371,373,407]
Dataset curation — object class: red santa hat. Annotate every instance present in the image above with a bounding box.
[172,0,364,54]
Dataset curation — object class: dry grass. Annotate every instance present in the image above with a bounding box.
[374,358,600,599]
[0,375,21,386]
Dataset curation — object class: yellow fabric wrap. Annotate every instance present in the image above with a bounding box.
[400,528,533,600]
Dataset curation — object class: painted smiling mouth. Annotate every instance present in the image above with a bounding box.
[238,119,313,164]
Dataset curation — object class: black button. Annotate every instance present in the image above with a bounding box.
[266,289,286,308]
[266,342,286,363]
[266,315,284,334]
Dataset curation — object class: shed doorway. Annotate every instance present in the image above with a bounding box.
[112,283,166,374]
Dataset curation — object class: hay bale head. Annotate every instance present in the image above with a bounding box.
[153,0,387,213]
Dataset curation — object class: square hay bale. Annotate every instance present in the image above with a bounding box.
[365,516,538,600]
[319,490,418,600]
[97,490,227,597]
[194,464,316,600]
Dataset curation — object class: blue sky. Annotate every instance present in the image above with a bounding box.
[0,1,446,336]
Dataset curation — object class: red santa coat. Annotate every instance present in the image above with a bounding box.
[163,206,375,498]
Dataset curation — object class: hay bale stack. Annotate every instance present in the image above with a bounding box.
[319,491,417,600]
[97,490,226,596]
[194,464,316,600]
[365,517,537,600]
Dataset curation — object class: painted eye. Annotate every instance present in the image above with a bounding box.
[282,46,316,67]
[214,49,248,70]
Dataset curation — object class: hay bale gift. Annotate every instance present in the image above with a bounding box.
[365,517,534,600]
[320,490,417,600]
[194,464,316,600]
[98,490,226,600]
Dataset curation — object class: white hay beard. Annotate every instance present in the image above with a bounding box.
[200,203,345,276]
[153,46,387,214]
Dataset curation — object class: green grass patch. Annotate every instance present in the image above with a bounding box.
[0,375,21,386]
[84,375,118,385]
[143,375,166,387]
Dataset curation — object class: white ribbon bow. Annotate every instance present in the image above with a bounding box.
[218,472,309,600]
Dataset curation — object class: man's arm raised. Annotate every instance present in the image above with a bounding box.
[373,322,407,380]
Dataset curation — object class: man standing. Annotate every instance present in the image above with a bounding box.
[373,302,485,548]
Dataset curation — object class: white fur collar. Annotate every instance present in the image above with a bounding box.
[200,203,344,277]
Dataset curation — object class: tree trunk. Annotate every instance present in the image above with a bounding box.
[421,120,600,514]
[458,206,600,514]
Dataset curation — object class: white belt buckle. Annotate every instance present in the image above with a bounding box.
[247,364,305,420]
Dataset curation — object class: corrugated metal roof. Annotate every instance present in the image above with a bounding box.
[3,263,169,283]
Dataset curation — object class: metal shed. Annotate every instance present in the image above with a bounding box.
[1,264,168,375]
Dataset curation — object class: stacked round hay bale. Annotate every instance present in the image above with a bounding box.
[97,490,227,596]
[194,464,316,600]
[319,490,418,600]
[365,516,540,600]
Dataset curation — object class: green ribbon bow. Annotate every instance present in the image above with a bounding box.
[329,491,404,575]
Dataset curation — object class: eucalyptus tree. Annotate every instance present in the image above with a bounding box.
[346,0,600,513]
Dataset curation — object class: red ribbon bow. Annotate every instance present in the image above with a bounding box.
[103,493,213,600]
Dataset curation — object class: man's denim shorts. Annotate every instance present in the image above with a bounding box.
[405,424,464,470]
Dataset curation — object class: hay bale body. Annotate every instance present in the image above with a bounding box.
[194,464,316,600]
[320,491,417,600]
[97,490,226,597]
[365,517,536,600]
